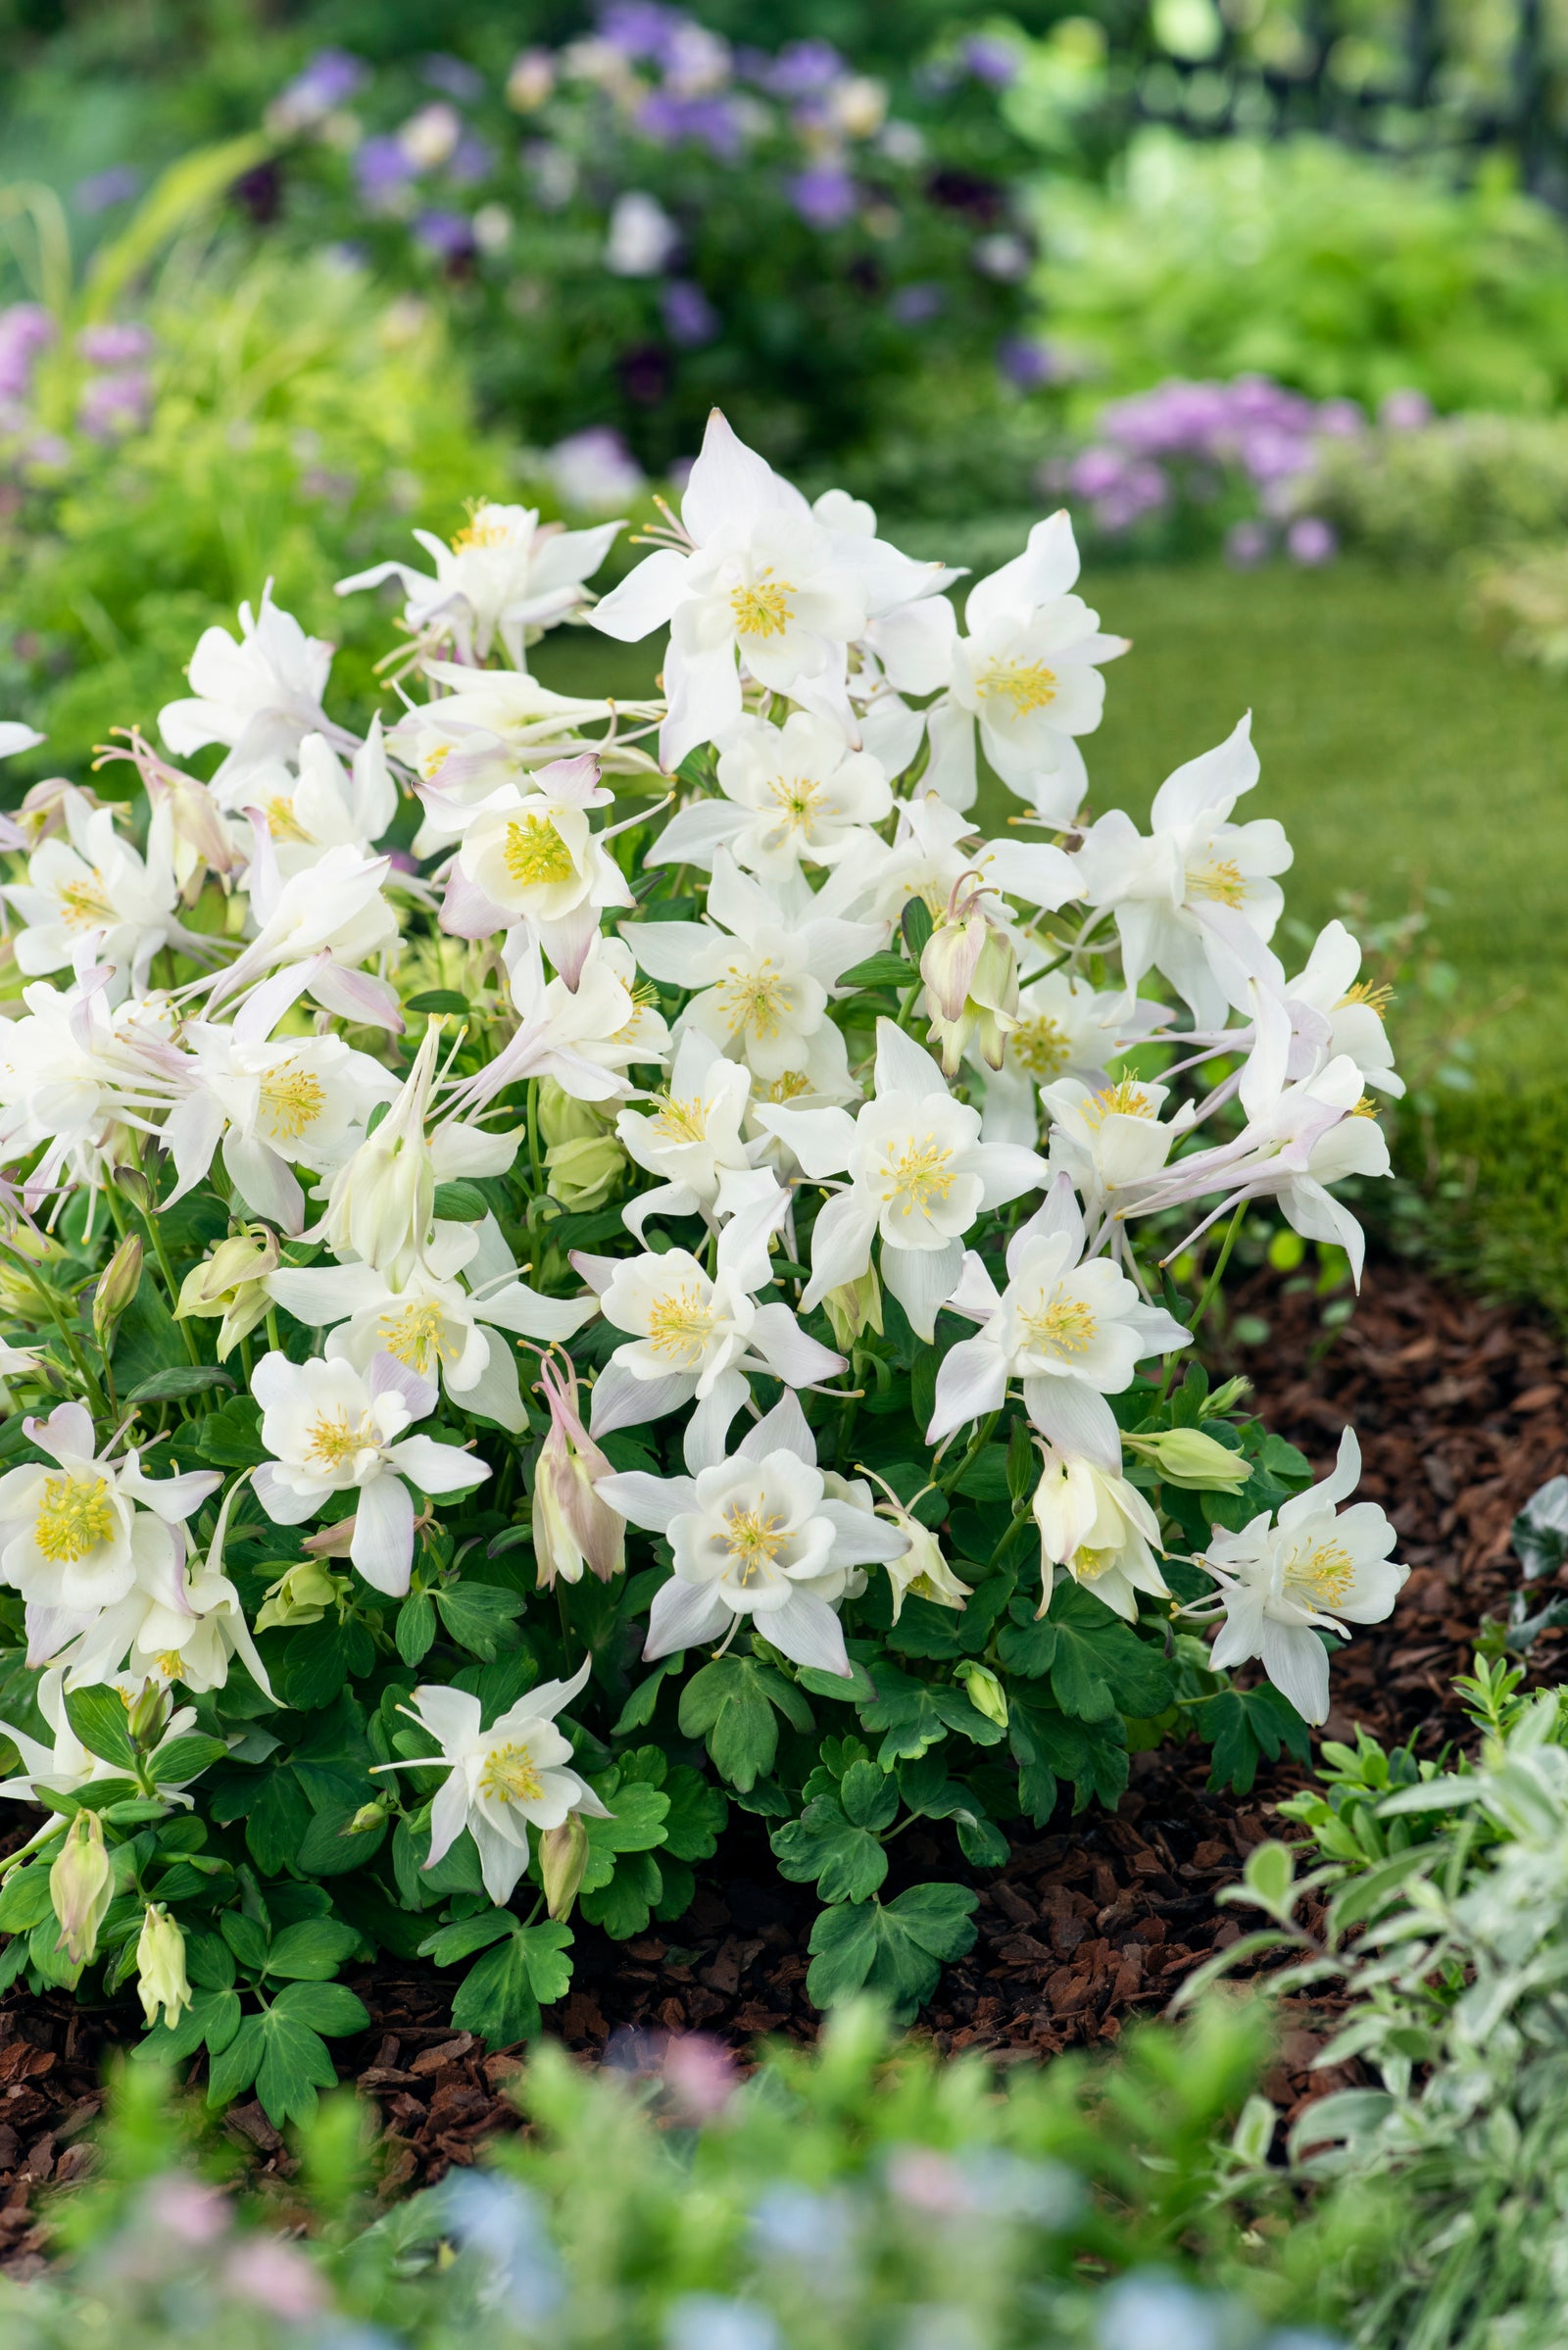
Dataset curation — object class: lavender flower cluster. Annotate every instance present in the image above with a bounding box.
[0,301,156,481]
[1047,374,1436,566]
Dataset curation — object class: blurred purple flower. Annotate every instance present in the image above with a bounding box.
[448,133,495,186]
[998,334,1060,390]
[0,304,55,403]
[766,39,845,98]
[1225,519,1271,567]
[355,135,418,204]
[598,1,683,64]
[74,165,142,215]
[1380,386,1434,430]
[960,36,1018,87]
[787,165,857,230]
[891,283,944,325]
[422,53,486,102]
[662,279,718,346]
[545,425,647,513]
[1317,396,1366,438]
[76,322,154,366]
[78,370,152,440]
[413,209,476,260]
[637,91,745,158]
[270,48,366,131]
[1287,514,1337,565]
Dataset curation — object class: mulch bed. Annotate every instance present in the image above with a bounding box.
[0,1254,1563,2255]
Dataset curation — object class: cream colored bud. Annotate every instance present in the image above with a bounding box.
[176,1226,280,1361]
[1206,1376,1251,1415]
[822,1262,884,1352]
[50,1809,114,1968]
[93,1232,143,1352]
[539,1813,589,1921]
[506,48,556,110]
[534,1356,625,1589]
[537,1078,614,1150]
[1129,1428,1252,1492]
[955,1661,1008,1729]
[545,1133,626,1212]
[136,1905,193,2031]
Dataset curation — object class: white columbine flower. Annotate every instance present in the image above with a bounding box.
[1032,1446,1169,1625]
[58,1472,273,1697]
[1042,1073,1196,1244]
[759,1017,1048,1342]
[336,502,624,666]
[614,1025,755,1244]
[590,410,946,769]
[370,1659,610,1906]
[445,753,636,987]
[979,968,1166,1148]
[930,1174,1189,1459]
[205,835,403,1032]
[3,790,191,994]
[250,1347,490,1595]
[598,1394,906,1676]
[647,710,893,880]
[919,513,1128,817]
[574,1220,844,1471]
[1279,920,1403,1099]
[0,1402,220,1669]
[1070,716,1292,1031]
[159,584,340,791]
[863,790,1077,938]
[269,1216,597,1435]
[227,721,398,881]
[392,667,662,851]
[624,849,882,1093]
[1192,1427,1406,1724]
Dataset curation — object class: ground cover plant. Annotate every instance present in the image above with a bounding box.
[0,410,1423,2127]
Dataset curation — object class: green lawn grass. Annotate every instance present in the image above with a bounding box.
[536,553,1568,1316]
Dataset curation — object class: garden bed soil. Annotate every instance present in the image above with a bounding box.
[0,1254,1562,2254]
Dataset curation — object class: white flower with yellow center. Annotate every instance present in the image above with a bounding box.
[1070,715,1292,1031]
[446,752,636,988]
[203,836,403,1033]
[0,1401,220,1668]
[0,973,180,1205]
[370,1659,611,1906]
[914,513,1127,817]
[268,1215,597,1435]
[979,969,1165,1149]
[159,586,340,794]
[599,1395,906,1675]
[625,849,881,1091]
[1042,1073,1195,1237]
[648,710,893,881]
[224,720,398,883]
[930,1175,1189,1458]
[575,1222,844,1471]
[3,788,192,994]
[1190,1428,1406,1724]
[759,1018,1048,1342]
[1031,1447,1169,1626]
[591,411,946,769]
[615,1025,756,1244]
[163,1013,398,1235]
[56,1472,272,1699]
[250,1347,490,1596]
[337,502,625,666]
[863,791,1077,942]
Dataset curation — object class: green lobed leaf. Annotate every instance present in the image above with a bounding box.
[772,1797,889,1904]
[264,1919,361,1981]
[452,1934,540,2048]
[807,1883,979,2019]
[416,1909,515,1968]
[62,1684,138,1772]
[433,1582,525,1660]
[396,1591,437,1667]
[192,1396,268,1468]
[271,1979,370,2035]
[122,1364,236,1405]
[150,1732,229,1785]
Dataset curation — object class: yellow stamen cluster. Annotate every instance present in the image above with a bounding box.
[307,1409,374,1470]
[1350,1096,1380,1120]
[879,1135,956,1217]
[1339,978,1394,1018]
[729,570,794,639]
[1287,1539,1356,1608]
[377,1298,454,1372]
[720,1503,786,1587]
[645,1283,718,1362]
[451,512,510,552]
[503,814,577,891]
[480,1741,544,1805]
[1021,1293,1099,1357]
[34,1475,117,1564]
[764,773,823,829]
[264,795,310,843]
[651,1095,710,1143]
[1082,1078,1154,1128]
[717,958,791,1041]
[975,658,1057,715]
[1010,1014,1070,1081]
[58,874,116,928]
[758,1069,812,1103]
[259,1064,327,1142]
[1187,857,1248,908]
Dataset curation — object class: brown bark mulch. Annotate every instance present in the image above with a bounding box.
[0,1255,1562,2253]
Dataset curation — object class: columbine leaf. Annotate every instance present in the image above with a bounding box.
[149,1733,229,1785]
[270,1980,370,2035]
[192,1396,267,1468]
[433,1582,525,1660]
[264,1919,361,1981]
[678,1657,812,1792]
[62,1685,138,1772]
[452,1933,539,2048]
[122,1365,236,1404]
[1200,1683,1311,1795]
[807,1883,979,2019]
[251,2008,340,2127]
[416,1908,516,1968]
[772,1797,889,1904]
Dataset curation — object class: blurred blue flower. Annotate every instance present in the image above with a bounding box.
[440,2173,564,2321]
[662,280,719,346]
[787,166,857,231]
[665,2294,781,2350]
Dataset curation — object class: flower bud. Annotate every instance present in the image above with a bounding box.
[1128,1428,1252,1492]
[859,1470,973,1626]
[921,906,1019,1077]
[0,1225,66,1319]
[533,1356,624,1588]
[822,1262,884,1352]
[539,1813,589,1921]
[125,1677,172,1750]
[1206,1375,1251,1415]
[113,1166,156,1217]
[545,1133,626,1212]
[175,1225,280,1361]
[537,1078,614,1151]
[92,1232,143,1354]
[136,1905,193,2031]
[347,1800,389,1836]
[318,1023,440,1287]
[255,1557,346,1633]
[50,1809,114,1967]
[955,1661,1008,1729]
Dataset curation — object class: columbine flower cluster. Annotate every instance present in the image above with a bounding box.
[0,401,1421,2088]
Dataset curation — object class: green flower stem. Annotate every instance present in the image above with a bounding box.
[1187,1202,1248,1342]
[30,1267,107,1419]
[527,1079,544,1189]
[938,1409,1001,1497]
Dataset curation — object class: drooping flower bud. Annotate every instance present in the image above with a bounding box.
[545,1133,626,1211]
[539,1812,589,1921]
[822,1262,884,1352]
[1126,1428,1252,1492]
[254,1557,346,1633]
[92,1231,143,1354]
[50,1808,114,1967]
[136,1904,193,2031]
[859,1469,973,1625]
[919,879,1020,1078]
[317,1019,441,1286]
[175,1224,280,1361]
[533,1355,624,1588]
[955,1660,1008,1729]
